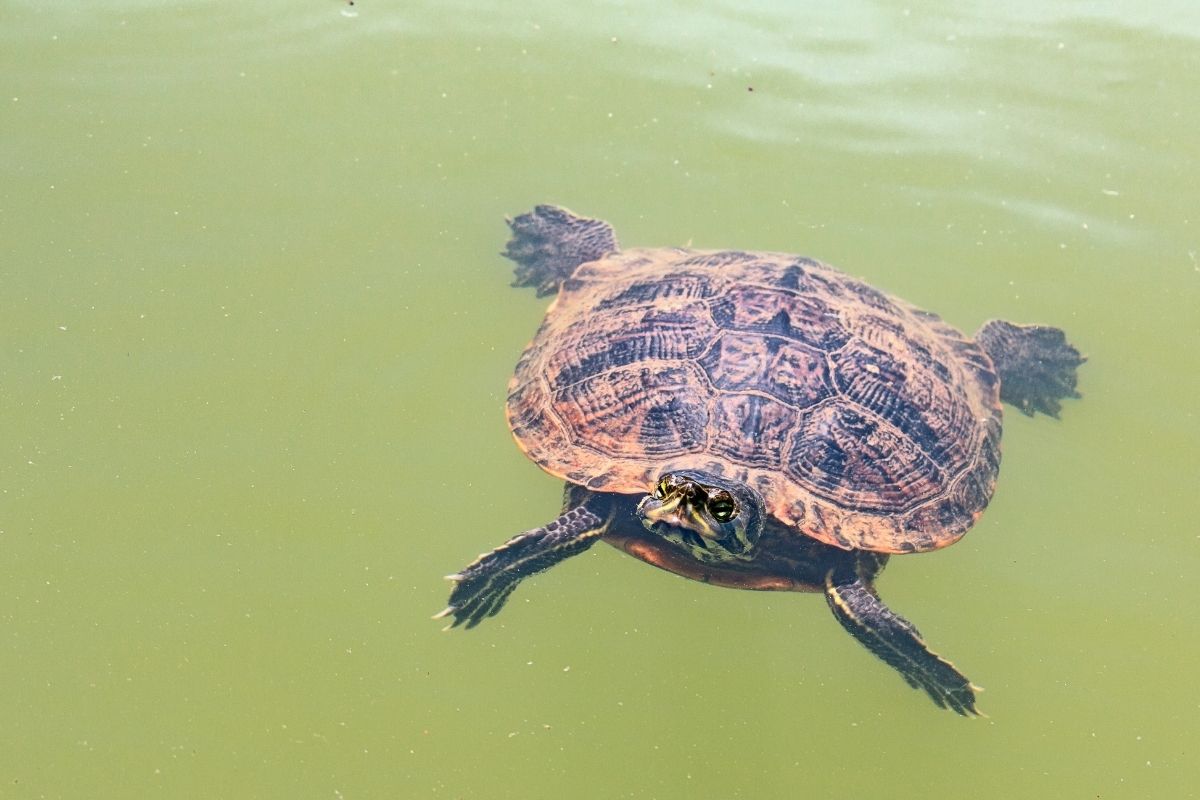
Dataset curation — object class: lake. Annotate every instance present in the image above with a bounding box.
[2,1,1198,797]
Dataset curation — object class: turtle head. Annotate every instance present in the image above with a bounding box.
[635,470,764,563]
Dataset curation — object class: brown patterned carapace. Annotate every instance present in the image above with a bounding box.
[506,249,1002,554]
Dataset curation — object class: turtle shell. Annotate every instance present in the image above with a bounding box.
[506,249,1002,554]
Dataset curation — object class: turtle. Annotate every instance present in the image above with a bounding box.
[436,205,1084,715]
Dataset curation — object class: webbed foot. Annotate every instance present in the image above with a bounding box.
[825,575,981,716]
[503,205,618,297]
[436,503,607,629]
[976,320,1085,417]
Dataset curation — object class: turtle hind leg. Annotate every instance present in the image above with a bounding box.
[435,502,608,629]
[503,205,619,297]
[824,573,981,716]
[975,320,1085,417]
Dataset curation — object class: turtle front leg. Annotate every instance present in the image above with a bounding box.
[824,570,981,716]
[436,503,609,629]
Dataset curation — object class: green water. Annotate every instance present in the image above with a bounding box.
[3,1,1199,797]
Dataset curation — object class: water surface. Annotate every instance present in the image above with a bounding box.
[3,2,1198,798]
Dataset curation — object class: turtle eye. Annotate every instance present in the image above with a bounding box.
[708,496,737,523]
[654,478,671,500]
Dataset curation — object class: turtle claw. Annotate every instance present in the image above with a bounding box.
[437,563,514,630]
[436,604,493,631]
[437,504,607,631]
[825,575,982,716]
[433,606,463,632]
[436,582,518,631]
[438,542,546,629]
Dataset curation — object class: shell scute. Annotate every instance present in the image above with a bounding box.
[698,333,833,409]
[784,402,945,513]
[552,364,709,458]
[595,271,719,310]
[708,393,799,468]
[546,302,714,390]
[709,286,851,350]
